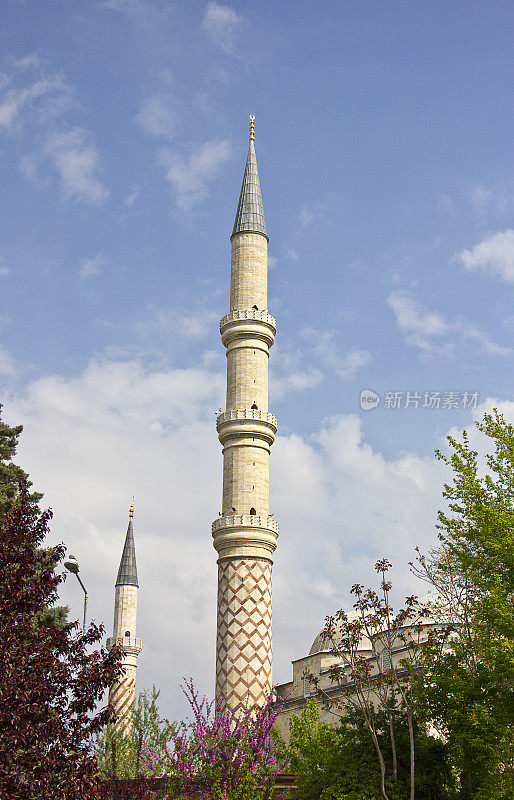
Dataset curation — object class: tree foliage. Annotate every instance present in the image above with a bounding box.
[0,480,123,799]
[96,685,175,778]
[144,679,289,800]
[0,403,42,513]
[281,699,454,800]
[414,409,514,799]
[310,561,443,800]
[0,404,67,628]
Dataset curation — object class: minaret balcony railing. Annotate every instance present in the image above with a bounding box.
[220,309,276,348]
[216,409,277,446]
[212,514,279,534]
[220,308,276,331]
[217,408,277,428]
[212,514,279,561]
[106,635,143,653]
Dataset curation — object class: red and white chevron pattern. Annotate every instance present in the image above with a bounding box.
[216,558,273,711]
[109,665,135,732]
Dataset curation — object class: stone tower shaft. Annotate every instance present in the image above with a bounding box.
[107,502,142,732]
[213,117,278,710]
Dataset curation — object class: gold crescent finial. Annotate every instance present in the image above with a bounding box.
[249,115,255,143]
[129,497,134,520]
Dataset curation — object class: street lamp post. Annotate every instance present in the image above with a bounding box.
[64,554,88,633]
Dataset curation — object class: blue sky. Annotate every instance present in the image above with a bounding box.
[2,0,514,720]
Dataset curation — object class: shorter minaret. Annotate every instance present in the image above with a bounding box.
[106,500,142,733]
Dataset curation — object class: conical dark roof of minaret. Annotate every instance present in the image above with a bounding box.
[116,501,138,587]
[231,116,268,241]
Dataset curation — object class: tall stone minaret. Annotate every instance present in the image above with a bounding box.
[107,500,142,732]
[213,116,278,711]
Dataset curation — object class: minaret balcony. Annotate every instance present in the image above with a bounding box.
[216,408,277,445]
[220,309,276,348]
[212,514,279,561]
[106,635,143,655]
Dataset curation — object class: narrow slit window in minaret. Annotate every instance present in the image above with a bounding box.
[250,507,256,515]
[125,630,130,637]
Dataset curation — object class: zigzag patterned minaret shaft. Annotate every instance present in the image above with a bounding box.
[107,501,142,734]
[213,116,278,711]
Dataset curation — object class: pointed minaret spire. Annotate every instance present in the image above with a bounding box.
[232,115,268,241]
[107,499,142,733]
[116,497,138,587]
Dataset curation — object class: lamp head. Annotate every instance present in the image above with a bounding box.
[64,554,79,574]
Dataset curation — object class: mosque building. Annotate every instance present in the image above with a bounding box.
[105,118,441,741]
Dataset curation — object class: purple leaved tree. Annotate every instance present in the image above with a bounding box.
[0,481,123,800]
[144,679,289,800]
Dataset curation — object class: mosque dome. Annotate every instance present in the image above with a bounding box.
[309,611,372,655]
[402,591,449,626]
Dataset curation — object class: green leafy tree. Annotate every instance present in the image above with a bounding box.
[310,561,444,800]
[415,409,514,799]
[281,699,453,800]
[95,685,175,778]
[0,405,67,627]
[0,404,42,513]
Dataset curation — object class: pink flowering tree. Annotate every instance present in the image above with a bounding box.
[144,679,289,800]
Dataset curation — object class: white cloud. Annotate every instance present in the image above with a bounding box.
[79,253,108,279]
[436,194,457,216]
[270,366,323,402]
[0,345,17,375]
[469,184,514,215]
[43,128,109,205]
[299,205,326,230]
[269,345,323,401]
[0,71,73,132]
[159,139,231,211]
[102,0,169,27]
[135,305,220,341]
[302,327,372,381]
[14,53,41,71]
[387,291,511,358]
[4,357,224,720]
[6,354,514,719]
[136,92,177,139]
[457,229,514,284]
[202,1,242,54]
[0,59,109,205]
[2,357,450,719]
[124,185,140,206]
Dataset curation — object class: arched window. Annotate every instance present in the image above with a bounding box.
[251,402,258,410]
[252,305,258,310]
[250,507,256,516]
[125,630,130,637]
